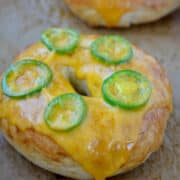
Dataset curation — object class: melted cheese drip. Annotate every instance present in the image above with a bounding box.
[89,0,131,26]
[96,7,130,27]
[0,35,172,180]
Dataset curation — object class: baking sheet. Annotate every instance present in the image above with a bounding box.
[0,0,179,180]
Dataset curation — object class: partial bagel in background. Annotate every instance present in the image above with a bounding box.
[65,0,180,27]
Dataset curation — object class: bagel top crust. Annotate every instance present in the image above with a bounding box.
[65,0,179,27]
[0,34,172,180]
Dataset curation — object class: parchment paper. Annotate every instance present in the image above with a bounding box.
[0,0,179,180]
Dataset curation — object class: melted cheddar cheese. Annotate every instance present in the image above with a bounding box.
[0,35,172,180]
[69,0,133,26]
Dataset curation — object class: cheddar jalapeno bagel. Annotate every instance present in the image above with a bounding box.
[65,0,180,27]
[0,28,172,180]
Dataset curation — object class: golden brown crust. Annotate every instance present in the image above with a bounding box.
[117,107,170,174]
[0,119,67,161]
[65,0,179,27]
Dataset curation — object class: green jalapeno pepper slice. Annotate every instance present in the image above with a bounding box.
[41,28,80,54]
[90,35,133,64]
[1,59,52,98]
[44,93,87,131]
[102,70,152,109]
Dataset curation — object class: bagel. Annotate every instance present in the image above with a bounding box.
[65,0,180,27]
[0,30,172,180]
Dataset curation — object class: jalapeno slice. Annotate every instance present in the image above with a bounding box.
[1,59,52,98]
[44,93,87,131]
[102,70,152,109]
[41,28,80,54]
[90,35,133,64]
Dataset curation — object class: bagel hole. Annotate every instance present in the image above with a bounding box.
[69,77,90,96]
[62,67,90,96]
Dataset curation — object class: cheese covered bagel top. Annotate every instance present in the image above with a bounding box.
[0,29,172,180]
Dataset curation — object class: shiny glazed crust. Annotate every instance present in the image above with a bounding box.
[0,34,172,179]
[65,0,180,27]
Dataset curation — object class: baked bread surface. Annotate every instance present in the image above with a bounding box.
[65,0,180,27]
[0,34,172,179]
